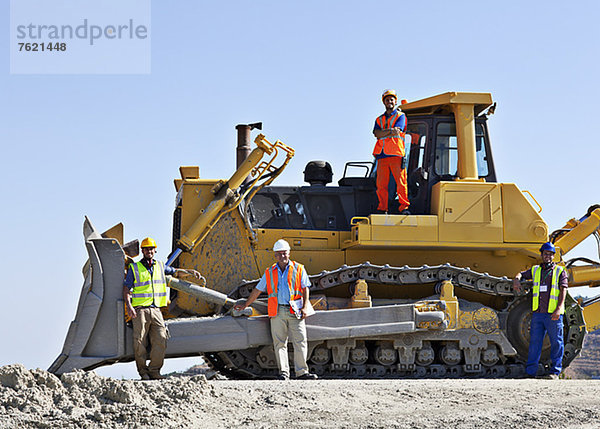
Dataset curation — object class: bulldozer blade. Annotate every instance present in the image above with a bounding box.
[50,217,453,375]
[50,216,129,375]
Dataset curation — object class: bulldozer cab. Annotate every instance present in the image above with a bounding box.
[403,113,497,214]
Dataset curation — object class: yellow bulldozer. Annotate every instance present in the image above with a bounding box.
[50,92,600,378]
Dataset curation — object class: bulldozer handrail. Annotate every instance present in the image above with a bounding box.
[522,190,542,213]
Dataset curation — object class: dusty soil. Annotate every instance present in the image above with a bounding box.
[1,364,599,428]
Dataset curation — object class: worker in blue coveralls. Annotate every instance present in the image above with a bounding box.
[513,242,568,379]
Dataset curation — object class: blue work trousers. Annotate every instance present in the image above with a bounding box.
[526,312,564,376]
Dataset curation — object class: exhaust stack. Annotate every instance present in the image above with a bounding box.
[236,122,263,169]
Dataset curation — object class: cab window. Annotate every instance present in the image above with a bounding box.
[434,122,489,177]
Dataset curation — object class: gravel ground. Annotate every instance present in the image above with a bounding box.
[1,364,599,428]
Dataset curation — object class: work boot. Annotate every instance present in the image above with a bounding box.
[539,373,560,380]
[297,373,318,380]
[140,373,151,381]
[149,372,166,380]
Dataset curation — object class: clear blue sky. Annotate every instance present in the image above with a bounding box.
[1,1,599,379]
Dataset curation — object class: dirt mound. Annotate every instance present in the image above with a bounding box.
[2,364,600,428]
[0,364,212,428]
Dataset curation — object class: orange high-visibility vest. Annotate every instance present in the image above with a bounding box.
[265,261,305,317]
[373,110,406,157]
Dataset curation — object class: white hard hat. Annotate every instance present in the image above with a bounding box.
[273,239,291,252]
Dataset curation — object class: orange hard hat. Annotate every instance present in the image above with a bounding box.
[381,89,398,102]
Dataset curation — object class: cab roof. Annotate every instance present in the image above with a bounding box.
[400,92,493,116]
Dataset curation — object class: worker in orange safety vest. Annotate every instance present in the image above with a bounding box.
[372,89,410,214]
[234,239,318,380]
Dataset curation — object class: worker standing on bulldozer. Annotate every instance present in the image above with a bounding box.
[234,239,318,380]
[513,242,568,379]
[123,237,201,380]
[372,89,410,214]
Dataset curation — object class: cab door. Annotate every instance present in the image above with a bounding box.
[405,117,432,214]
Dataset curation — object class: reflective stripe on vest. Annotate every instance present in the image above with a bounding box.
[531,264,565,313]
[265,261,305,317]
[373,110,406,157]
[130,260,168,308]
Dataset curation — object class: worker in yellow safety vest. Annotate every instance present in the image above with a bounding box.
[513,242,568,379]
[123,237,201,380]
[234,239,318,380]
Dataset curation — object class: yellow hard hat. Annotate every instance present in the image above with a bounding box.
[141,237,157,248]
[381,89,398,102]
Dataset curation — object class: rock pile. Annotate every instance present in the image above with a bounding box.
[0,364,213,428]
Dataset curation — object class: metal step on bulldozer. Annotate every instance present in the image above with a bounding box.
[50,92,600,379]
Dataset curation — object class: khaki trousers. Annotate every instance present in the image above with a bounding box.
[132,307,167,376]
[270,306,309,377]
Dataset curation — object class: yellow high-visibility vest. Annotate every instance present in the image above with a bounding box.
[531,264,565,313]
[130,260,168,308]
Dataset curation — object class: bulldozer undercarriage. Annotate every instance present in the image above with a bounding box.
[206,263,586,379]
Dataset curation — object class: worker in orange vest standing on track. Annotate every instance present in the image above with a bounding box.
[234,239,318,380]
[372,89,410,214]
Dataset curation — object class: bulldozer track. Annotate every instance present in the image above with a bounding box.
[204,263,586,379]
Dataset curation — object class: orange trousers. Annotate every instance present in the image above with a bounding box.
[376,157,410,212]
